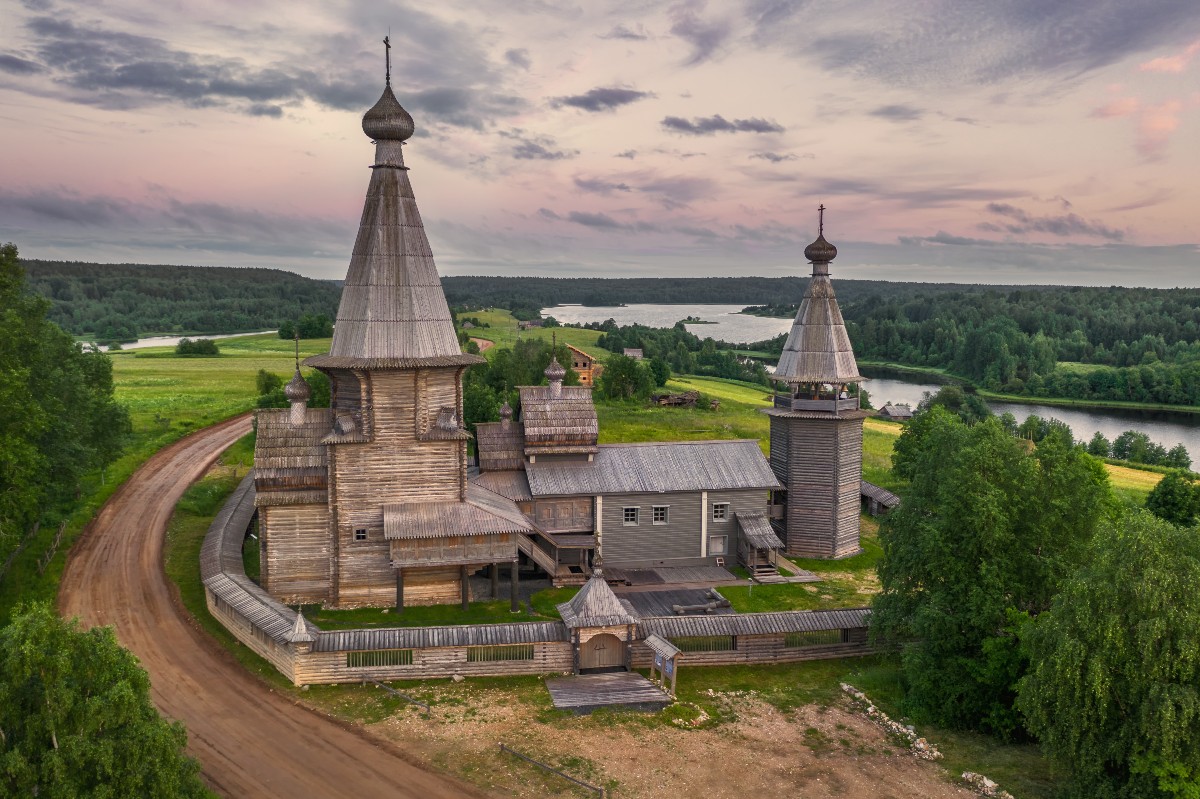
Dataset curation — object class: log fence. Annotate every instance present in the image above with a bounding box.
[498,743,606,798]
[37,522,68,576]
[366,679,430,717]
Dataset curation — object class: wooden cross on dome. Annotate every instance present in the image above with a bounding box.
[818,203,826,235]
[383,35,391,86]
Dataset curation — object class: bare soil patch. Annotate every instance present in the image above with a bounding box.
[367,682,975,799]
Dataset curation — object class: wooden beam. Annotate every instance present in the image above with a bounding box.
[490,562,499,599]
[510,558,519,613]
[460,564,469,611]
[395,567,403,612]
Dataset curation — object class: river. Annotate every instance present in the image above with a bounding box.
[864,370,1200,465]
[93,331,275,352]
[542,304,792,345]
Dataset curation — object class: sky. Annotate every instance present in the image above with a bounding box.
[2,0,1200,288]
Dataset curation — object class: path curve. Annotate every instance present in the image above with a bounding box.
[59,414,485,799]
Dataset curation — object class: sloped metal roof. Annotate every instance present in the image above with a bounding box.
[860,480,901,508]
[469,469,532,502]
[526,440,781,496]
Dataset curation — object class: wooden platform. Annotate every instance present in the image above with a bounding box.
[545,672,672,714]
[605,565,735,586]
[619,588,735,618]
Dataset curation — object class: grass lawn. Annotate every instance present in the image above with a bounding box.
[300,600,553,630]
[462,308,607,360]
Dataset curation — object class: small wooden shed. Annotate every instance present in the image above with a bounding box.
[736,512,784,578]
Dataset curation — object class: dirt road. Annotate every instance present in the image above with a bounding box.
[59,414,484,799]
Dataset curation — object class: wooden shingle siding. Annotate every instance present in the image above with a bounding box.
[260,504,331,603]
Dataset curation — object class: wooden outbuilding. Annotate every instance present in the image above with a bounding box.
[565,344,603,385]
[860,480,900,516]
[878,404,914,422]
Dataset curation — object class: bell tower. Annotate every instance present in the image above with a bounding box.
[765,207,868,559]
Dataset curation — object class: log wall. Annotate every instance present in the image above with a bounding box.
[260,504,331,604]
[775,417,863,559]
[205,588,297,680]
[293,641,573,684]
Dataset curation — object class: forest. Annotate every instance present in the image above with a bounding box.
[21,259,340,342]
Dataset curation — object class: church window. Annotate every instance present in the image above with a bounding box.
[652,506,669,525]
[712,503,730,522]
[623,507,640,526]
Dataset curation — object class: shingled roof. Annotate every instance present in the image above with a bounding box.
[305,83,483,371]
[383,483,532,540]
[519,385,598,455]
[526,440,782,497]
[737,512,784,550]
[557,572,637,628]
[774,216,862,385]
[476,420,526,471]
[253,407,331,505]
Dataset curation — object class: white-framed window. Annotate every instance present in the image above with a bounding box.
[354,528,368,541]
[652,505,669,525]
[623,507,640,526]
[712,502,730,522]
[709,535,728,555]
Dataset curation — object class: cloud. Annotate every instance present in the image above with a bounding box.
[1092,96,1140,118]
[598,24,649,41]
[983,202,1125,240]
[574,177,633,194]
[13,13,521,129]
[567,210,623,228]
[1139,40,1200,72]
[750,151,801,163]
[501,130,579,160]
[504,48,531,70]
[550,87,653,112]
[669,0,731,65]
[1137,99,1183,159]
[615,150,638,159]
[0,53,43,74]
[898,231,997,247]
[661,114,785,134]
[753,1,1200,88]
[869,103,922,121]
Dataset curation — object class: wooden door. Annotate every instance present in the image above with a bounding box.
[580,633,626,672]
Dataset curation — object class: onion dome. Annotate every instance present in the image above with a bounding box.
[499,400,513,420]
[362,86,415,142]
[804,233,837,263]
[544,356,566,383]
[284,368,311,402]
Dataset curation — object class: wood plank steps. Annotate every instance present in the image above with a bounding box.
[545,672,672,714]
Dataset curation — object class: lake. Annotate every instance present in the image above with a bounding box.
[864,370,1200,465]
[542,304,792,345]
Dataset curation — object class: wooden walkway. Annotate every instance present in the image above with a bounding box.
[545,673,672,714]
[619,588,735,618]
[605,565,735,586]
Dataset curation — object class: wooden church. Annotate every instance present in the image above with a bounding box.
[253,73,866,609]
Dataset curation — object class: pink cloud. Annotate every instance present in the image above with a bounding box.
[1139,40,1200,73]
[1092,96,1140,118]
[1137,100,1184,158]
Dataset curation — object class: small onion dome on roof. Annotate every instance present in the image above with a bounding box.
[499,400,513,420]
[284,368,311,402]
[544,355,566,383]
[804,233,837,263]
[362,85,415,142]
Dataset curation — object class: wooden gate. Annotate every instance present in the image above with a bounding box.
[580,633,626,672]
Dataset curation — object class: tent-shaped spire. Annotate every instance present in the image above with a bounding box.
[285,609,315,644]
[556,573,636,628]
[307,67,482,371]
[774,205,862,385]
